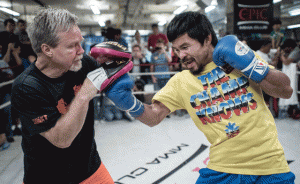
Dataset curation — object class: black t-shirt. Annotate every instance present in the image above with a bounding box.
[11,54,101,184]
[0,31,19,57]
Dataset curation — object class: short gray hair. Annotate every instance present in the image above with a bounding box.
[27,8,78,54]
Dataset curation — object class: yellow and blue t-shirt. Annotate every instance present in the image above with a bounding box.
[152,61,290,175]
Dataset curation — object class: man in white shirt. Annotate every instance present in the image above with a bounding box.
[256,38,277,67]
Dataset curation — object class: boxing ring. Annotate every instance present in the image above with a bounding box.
[0,64,300,184]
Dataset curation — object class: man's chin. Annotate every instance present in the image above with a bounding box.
[190,66,203,76]
[69,60,82,72]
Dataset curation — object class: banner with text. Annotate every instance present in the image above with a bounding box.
[234,0,273,34]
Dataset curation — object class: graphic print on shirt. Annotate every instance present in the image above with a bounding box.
[225,122,240,138]
[32,115,48,124]
[56,84,82,115]
[190,67,257,138]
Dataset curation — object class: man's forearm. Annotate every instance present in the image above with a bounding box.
[41,80,97,148]
[136,103,168,127]
[259,69,293,99]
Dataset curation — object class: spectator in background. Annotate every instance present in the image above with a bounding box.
[15,19,36,69]
[256,38,278,67]
[150,39,171,91]
[2,43,23,76]
[101,20,113,40]
[0,51,15,144]
[148,23,169,53]
[133,79,146,103]
[0,19,23,76]
[132,30,148,56]
[130,44,150,84]
[270,18,286,49]
[107,28,128,48]
[278,39,300,119]
[255,38,278,113]
[0,19,18,58]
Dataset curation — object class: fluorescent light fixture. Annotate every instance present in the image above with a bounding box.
[0,7,20,16]
[90,5,100,15]
[158,20,167,26]
[173,5,188,15]
[289,9,300,16]
[205,5,216,13]
[273,0,282,3]
[98,21,105,27]
[0,2,11,7]
[211,0,218,6]
[287,24,300,29]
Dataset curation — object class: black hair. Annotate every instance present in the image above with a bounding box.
[105,27,115,39]
[4,18,15,27]
[132,44,141,50]
[271,18,282,26]
[18,19,26,24]
[135,79,145,91]
[151,23,158,28]
[280,39,297,49]
[167,11,218,47]
[260,38,272,47]
[114,28,122,35]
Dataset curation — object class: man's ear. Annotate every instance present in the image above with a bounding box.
[41,44,53,58]
[205,34,212,46]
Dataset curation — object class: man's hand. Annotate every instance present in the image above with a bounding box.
[213,35,270,83]
[105,73,145,118]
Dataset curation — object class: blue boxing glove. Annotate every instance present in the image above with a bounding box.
[213,35,269,83]
[105,73,144,118]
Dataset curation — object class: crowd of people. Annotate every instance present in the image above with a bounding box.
[0,18,36,151]
[1,15,300,152]
[0,10,299,160]
[0,7,297,183]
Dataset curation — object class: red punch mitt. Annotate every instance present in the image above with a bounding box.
[88,41,133,92]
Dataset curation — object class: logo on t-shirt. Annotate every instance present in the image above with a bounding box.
[57,98,69,115]
[32,115,48,124]
[225,122,240,138]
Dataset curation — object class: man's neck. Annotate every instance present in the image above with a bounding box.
[35,56,66,78]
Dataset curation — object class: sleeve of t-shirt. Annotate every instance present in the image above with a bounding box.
[152,73,183,112]
[12,80,61,136]
[288,47,300,62]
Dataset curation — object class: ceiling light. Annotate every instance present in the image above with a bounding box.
[0,7,20,16]
[273,0,282,4]
[211,0,218,6]
[173,5,188,15]
[90,5,100,15]
[289,9,300,16]
[205,5,216,13]
[287,24,300,29]
[98,21,105,27]
[158,20,167,26]
[0,2,11,7]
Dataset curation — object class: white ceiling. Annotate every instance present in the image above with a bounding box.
[0,0,299,36]
[0,0,208,30]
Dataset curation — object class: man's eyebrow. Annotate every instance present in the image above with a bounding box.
[173,42,190,50]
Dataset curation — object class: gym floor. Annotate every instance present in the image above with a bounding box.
[0,115,299,184]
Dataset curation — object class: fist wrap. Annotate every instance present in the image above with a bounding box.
[88,42,133,91]
[105,74,145,118]
[213,35,270,83]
